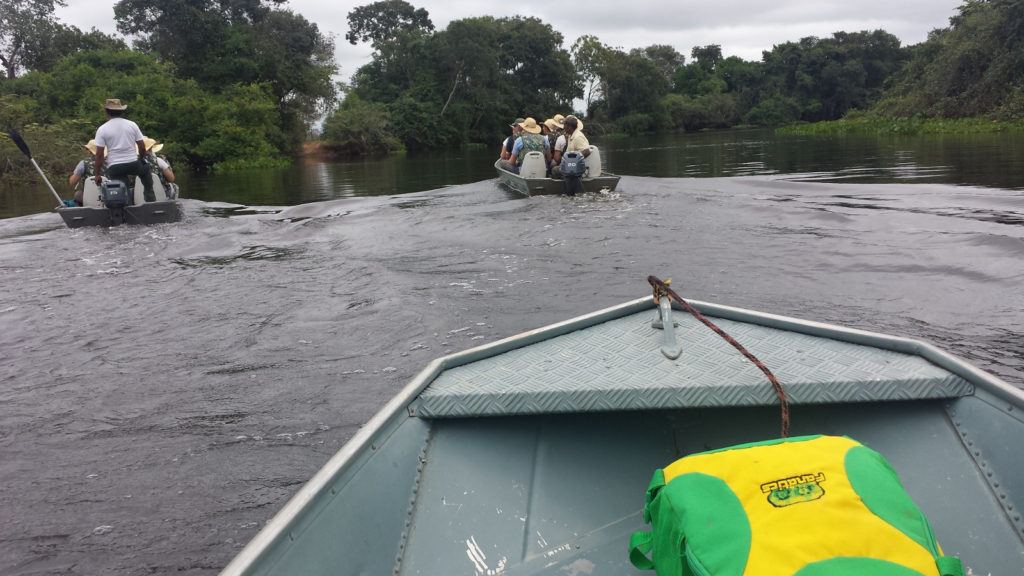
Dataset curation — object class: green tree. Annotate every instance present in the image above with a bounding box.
[1,48,284,169]
[113,0,336,151]
[570,35,611,116]
[346,11,577,150]
[882,0,1024,119]
[758,30,904,122]
[601,49,670,121]
[322,92,398,155]
[252,10,338,150]
[672,62,711,97]
[1,0,64,78]
[21,24,126,74]
[346,1,435,103]
[431,17,503,140]
[496,17,578,113]
[433,17,499,114]
[345,0,434,51]
[716,56,763,112]
[691,44,722,73]
[639,44,685,82]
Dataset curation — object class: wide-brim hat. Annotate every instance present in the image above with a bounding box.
[510,117,525,128]
[565,115,583,132]
[84,139,97,155]
[103,98,128,111]
[543,119,559,132]
[519,117,542,134]
[553,114,566,128]
[142,137,164,153]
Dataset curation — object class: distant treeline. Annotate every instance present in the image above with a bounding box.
[1,0,1022,177]
[326,0,1024,154]
[1,0,335,175]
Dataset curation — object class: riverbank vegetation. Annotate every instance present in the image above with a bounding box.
[331,0,1022,153]
[779,115,1024,136]
[1,0,335,179]
[2,0,1022,180]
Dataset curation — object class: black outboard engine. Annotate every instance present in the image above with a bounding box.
[101,180,131,225]
[561,151,586,196]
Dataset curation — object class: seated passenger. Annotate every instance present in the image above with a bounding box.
[551,116,590,178]
[543,119,563,171]
[143,138,175,185]
[498,118,551,174]
[563,115,589,158]
[68,139,101,206]
[500,117,524,161]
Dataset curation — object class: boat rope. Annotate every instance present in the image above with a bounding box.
[647,275,790,438]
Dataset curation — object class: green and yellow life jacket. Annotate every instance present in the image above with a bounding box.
[629,435,964,576]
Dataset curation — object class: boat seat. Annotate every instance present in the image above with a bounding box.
[82,176,169,206]
[519,151,546,179]
[586,145,602,177]
[133,177,170,204]
[81,180,104,207]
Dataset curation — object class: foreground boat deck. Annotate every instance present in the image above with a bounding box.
[223,298,1024,576]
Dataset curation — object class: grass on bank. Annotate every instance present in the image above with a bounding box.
[778,115,1024,136]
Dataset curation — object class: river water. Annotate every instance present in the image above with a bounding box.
[1,130,1023,574]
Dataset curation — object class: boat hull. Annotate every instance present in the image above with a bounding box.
[62,177,182,228]
[494,159,621,196]
[221,296,1024,576]
[58,200,182,228]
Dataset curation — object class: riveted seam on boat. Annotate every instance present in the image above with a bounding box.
[944,402,1024,538]
[393,426,432,576]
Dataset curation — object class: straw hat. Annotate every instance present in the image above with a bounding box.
[103,98,128,111]
[519,117,542,134]
[543,119,559,132]
[564,115,583,132]
[84,139,97,155]
[552,114,565,128]
[142,137,164,154]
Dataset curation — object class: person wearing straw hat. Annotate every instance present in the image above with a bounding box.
[499,117,550,174]
[143,137,175,184]
[68,139,101,206]
[543,119,564,172]
[92,98,155,202]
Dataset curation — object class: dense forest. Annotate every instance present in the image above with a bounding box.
[327,0,1023,152]
[1,0,336,172]
[2,0,1023,175]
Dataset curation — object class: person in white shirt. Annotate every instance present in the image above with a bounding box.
[92,98,155,202]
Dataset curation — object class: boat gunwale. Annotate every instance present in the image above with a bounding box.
[218,295,1023,575]
[493,158,621,195]
[57,199,183,228]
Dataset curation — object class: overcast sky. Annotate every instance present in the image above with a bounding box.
[55,0,963,82]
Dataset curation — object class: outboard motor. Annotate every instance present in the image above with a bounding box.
[561,151,586,196]
[101,180,131,225]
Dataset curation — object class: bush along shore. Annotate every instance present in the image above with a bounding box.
[778,116,1024,137]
